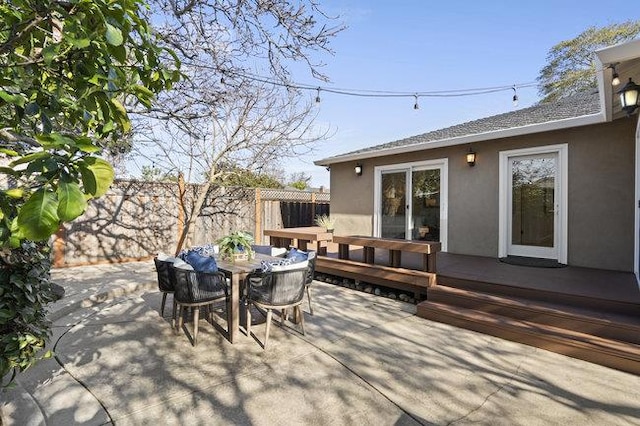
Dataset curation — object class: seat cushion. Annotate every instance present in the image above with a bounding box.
[184,251,218,273]
[270,259,309,272]
[286,247,308,263]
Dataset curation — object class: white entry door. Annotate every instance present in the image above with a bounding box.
[499,145,567,262]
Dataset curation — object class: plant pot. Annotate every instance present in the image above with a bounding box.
[232,252,249,263]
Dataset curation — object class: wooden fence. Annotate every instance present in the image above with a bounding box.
[52,179,330,267]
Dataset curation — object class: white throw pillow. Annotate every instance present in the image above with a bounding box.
[173,259,194,270]
[271,247,288,257]
[156,252,172,261]
[270,260,308,272]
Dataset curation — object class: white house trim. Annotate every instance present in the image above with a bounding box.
[498,144,568,263]
[635,115,640,285]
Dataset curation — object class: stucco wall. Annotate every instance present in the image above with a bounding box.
[329,116,637,271]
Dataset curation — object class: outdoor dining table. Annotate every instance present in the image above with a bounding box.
[215,253,279,343]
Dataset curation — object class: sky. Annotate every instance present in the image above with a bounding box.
[284,0,640,188]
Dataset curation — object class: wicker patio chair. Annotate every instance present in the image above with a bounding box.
[245,265,307,349]
[153,257,178,326]
[172,266,229,346]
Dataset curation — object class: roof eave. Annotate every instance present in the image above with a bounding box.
[315,112,605,166]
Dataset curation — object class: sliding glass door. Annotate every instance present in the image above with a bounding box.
[376,160,447,249]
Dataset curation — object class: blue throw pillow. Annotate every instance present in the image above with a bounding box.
[184,250,218,273]
[286,247,308,263]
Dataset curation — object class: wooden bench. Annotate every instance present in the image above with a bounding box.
[332,235,441,273]
[316,257,436,299]
[264,226,333,255]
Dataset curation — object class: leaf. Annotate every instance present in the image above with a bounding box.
[5,188,23,198]
[105,23,123,46]
[10,151,49,167]
[71,38,91,48]
[75,138,101,153]
[79,157,114,198]
[57,180,87,221]
[0,149,18,156]
[110,98,130,132]
[0,90,26,107]
[17,189,60,241]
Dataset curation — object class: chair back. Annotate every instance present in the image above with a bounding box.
[154,258,175,292]
[172,266,228,303]
[305,251,317,285]
[247,267,307,307]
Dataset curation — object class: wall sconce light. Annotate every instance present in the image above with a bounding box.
[618,78,640,116]
[609,63,620,86]
[354,163,363,176]
[466,149,476,167]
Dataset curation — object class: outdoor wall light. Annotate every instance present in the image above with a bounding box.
[618,78,640,116]
[610,63,620,86]
[466,149,476,167]
[354,163,363,176]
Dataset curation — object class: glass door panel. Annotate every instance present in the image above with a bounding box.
[381,171,406,239]
[411,169,440,241]
[509,154,557,258]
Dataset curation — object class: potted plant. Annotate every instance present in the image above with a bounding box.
[217,231,255,262]
[315,214,336,233]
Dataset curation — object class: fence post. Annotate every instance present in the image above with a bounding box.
[255,188,262,244]
[52,226,65,267]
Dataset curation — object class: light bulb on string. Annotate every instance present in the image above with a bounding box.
[512,86,518,107]
[413,94,419,110]
[315,87,321,103]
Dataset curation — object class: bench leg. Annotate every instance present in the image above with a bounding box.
[364,247,375,264]
[423,253,437,272]
[390,250,401,267]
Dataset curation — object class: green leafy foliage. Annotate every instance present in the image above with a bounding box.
[217,231,255,260]
[538,21,640,103]
[0,242,55,386]
[0,0,180,387]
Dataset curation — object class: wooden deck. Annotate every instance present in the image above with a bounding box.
[316,244,640,374]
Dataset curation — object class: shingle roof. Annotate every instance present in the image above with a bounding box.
[322,91,601,162]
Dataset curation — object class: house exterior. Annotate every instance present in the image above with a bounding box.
[315,39,640,277]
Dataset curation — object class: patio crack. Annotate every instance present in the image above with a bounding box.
[52,302,118,425]
[445,355,527,425]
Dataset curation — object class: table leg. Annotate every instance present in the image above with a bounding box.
[228,274,240,343]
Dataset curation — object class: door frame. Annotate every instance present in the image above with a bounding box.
[635,115,640,284]
[498,144,568,263]
[373,158,448,251]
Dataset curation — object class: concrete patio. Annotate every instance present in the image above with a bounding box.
[1,261,639,425]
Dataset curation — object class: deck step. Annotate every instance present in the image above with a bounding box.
[427,286,640,345]
[416,300,640,375]
[437,275,640,315]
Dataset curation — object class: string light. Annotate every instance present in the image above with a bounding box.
[185,60,623,106]
[222,68,538,101]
